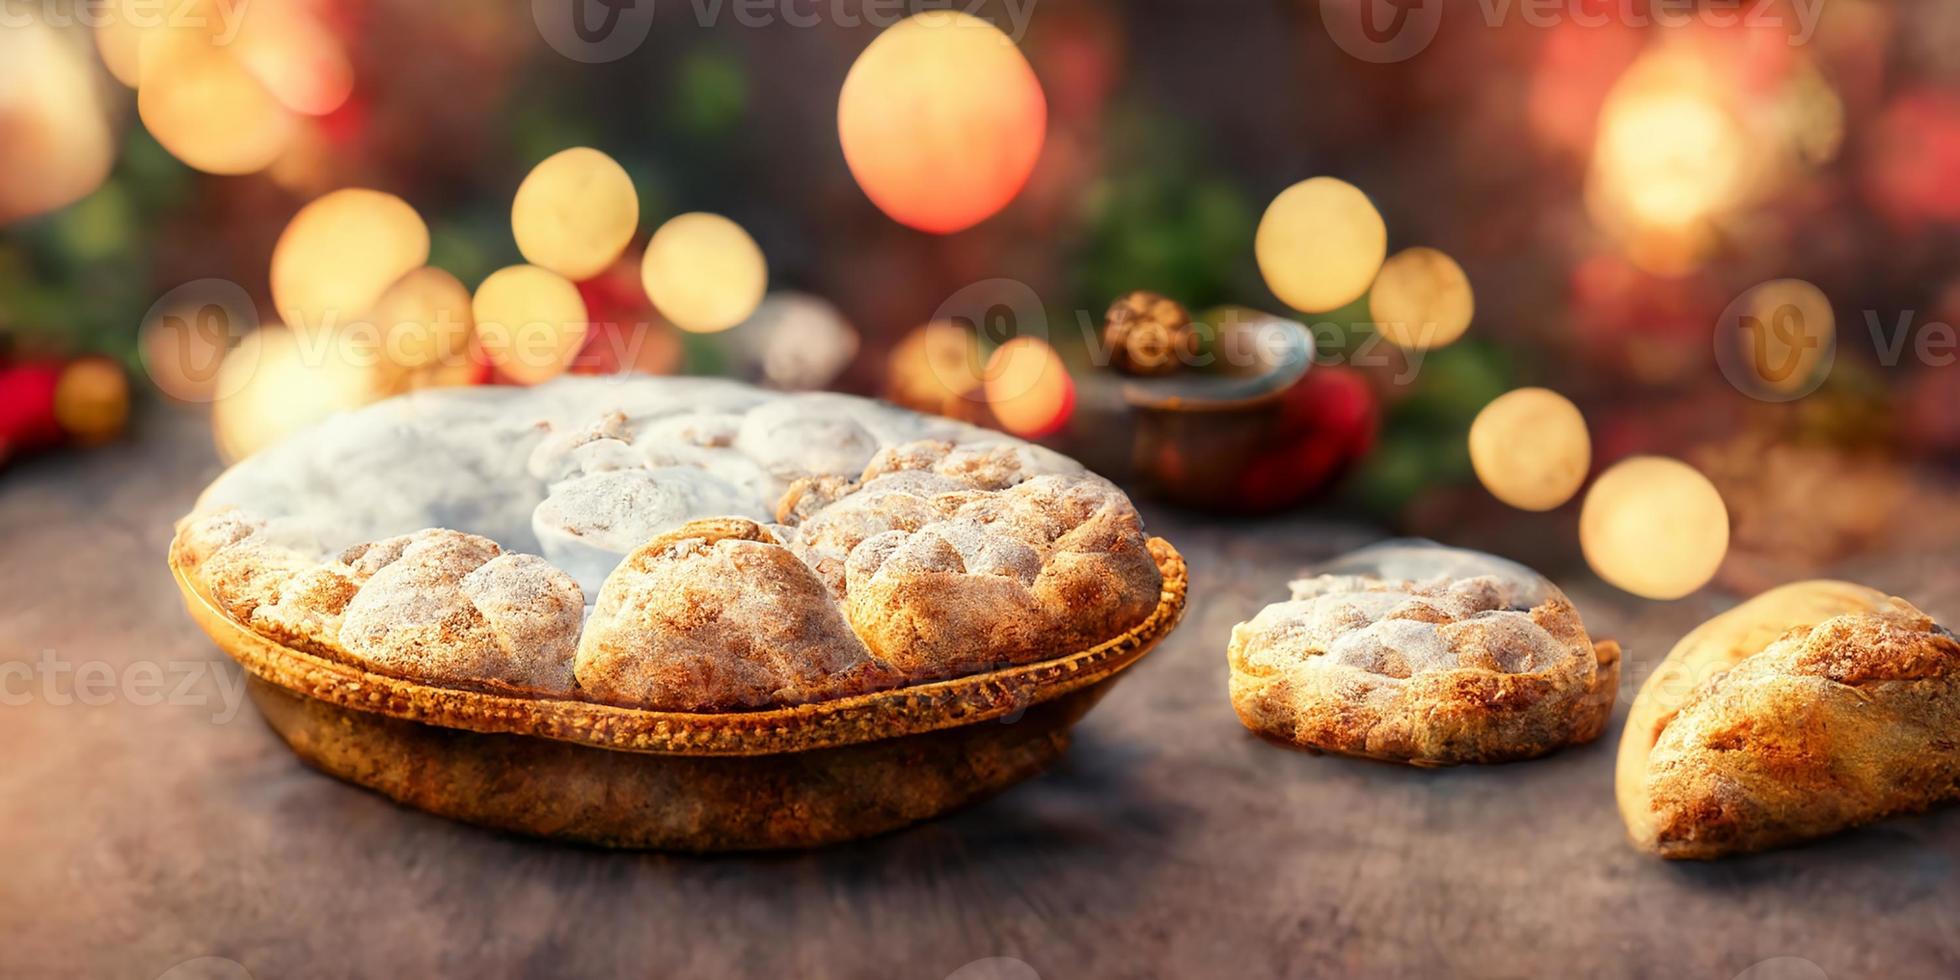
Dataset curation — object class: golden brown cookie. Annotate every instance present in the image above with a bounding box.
[1228,541,1619,766]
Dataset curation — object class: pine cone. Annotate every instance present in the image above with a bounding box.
[1103,291,1195,376]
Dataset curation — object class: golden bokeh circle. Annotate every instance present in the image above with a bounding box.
[271,189,431,332]
[53,358,130,445]
[1370,247,1474,350]
[1469,388,1591,511]
[640,212,767,334]
[1255,177,1387,314]
[984,337,1074,438]
[136,39,297,176]
[368,267,476,375]
[512,147,640,282]
[471,264,590,385]
[1580,456,1730,600]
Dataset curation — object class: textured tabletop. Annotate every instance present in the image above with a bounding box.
[4,405,1957,979]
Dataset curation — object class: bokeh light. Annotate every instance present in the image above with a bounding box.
[1255,177,1386,314]
[1581,456,1730,599]
[838,11,1047,234]
[1595,94,1742,230]
[1468,388,1590,511]
[52,358,130,446]
[0,16,118,224]
[1586,46,1754,274]
[640,212,766,333]
[136,35,299,176]
[737,292,860,390]
[270,189,431,331]
[366,267,475,379]
[230,2,356,117]
[93,0,199,87]
[512,147,640,282]
[471,264,589,385]
[211,326,385,462]
[984,337,1074,438]
[1369,247,1474,351]
[888,321,986,421]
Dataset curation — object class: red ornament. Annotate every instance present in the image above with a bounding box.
[1232,366,1380,513]
[0,361,65,456]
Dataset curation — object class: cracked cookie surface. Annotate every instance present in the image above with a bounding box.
[1228,540,1619,766]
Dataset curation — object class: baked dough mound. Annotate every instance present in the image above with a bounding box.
[575,519,899,711]
[179,513,584,696]
[839,474,1163,678]
[1638,606,1960,858]
[175,378,1166,712]
[577,448,1162,706]
[1227,543,1619,766]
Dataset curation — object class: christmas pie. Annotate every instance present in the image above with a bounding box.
[170,376,1186,848]
[1227,541,1620,766]
[1618,581,1960,859]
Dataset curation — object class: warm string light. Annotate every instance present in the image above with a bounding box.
[1255,177,1386,314]
[270,189,431,332]
[512,147,640,282]
[1468,388,1591,511]
[471,264,590,385]
[838,11,1047,233]
[640,212,767,333]
[1581,456,1730,600]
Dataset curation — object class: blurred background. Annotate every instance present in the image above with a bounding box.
[0,0,1955,596]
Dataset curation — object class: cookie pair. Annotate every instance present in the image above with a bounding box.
[1229,540,1959,858]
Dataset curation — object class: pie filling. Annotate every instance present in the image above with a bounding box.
[178,377,1166,712]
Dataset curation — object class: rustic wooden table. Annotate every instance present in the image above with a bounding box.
[4,406,1956,979]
